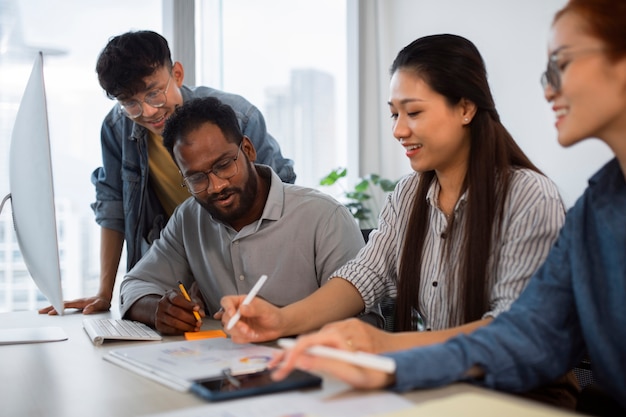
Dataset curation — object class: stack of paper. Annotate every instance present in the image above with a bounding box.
[104,338,279,391]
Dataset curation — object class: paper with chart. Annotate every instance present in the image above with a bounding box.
[104,338,279,391]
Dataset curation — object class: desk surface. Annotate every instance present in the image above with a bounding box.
[0,311,577,417]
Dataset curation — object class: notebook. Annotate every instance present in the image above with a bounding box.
[83,318,162,345]
[103,338,279,391]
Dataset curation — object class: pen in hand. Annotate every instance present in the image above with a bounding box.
[177,280,202,322]
[226,274,268,330]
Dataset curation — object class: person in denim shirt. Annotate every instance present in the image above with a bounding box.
[39,30,295,316]
[272,0,626,412]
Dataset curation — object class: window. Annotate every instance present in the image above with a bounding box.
[196,0,351,188]
[0,0,161,312]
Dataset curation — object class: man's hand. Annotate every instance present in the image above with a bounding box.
[153,290,204,335]
[38,296,112,315]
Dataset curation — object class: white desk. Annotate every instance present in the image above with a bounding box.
[0,311,577,417]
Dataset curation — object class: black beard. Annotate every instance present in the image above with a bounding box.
[195,170,258,226]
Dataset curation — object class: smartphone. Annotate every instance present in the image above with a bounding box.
[190,369,322,402]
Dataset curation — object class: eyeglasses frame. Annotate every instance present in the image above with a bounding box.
[181,141,244,195]
[540,47,605,93]
[118,73,173,119]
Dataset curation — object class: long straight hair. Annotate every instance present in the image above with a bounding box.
[393,34,543,331]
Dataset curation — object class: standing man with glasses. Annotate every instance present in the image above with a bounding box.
[119,97,364,335]
[39,30,295,315]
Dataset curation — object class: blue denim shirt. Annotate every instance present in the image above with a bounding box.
[386,158,626,409]
[91,85,296,270]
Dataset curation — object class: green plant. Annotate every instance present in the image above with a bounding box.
[320,167,398,225]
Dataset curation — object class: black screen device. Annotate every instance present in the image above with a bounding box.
[190,369,322,402]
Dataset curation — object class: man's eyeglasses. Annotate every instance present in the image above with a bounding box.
[181,142,243,195]
[540,47,604,93]
[118,75,172,119]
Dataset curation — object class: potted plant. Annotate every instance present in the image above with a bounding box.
[320,167,398,229]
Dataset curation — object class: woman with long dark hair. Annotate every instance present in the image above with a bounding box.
[224,34,564,354]
[223,34,578,406]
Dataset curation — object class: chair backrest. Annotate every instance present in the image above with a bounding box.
[360,228,373,243]
[573,355,594,389]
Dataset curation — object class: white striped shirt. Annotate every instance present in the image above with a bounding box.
[333,168,565,330]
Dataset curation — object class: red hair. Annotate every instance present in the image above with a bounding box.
[555,0,626,61]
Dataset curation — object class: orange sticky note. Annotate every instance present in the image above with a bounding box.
[184,329,227,340]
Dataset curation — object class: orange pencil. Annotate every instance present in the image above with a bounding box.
[177,280,202,322]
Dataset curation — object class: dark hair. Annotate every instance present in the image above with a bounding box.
[96,30,173,99]
[392,34,543,330]
[554,0,626,61]
[162,97,244,159]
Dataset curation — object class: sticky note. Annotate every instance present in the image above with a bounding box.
[184,329,227,340]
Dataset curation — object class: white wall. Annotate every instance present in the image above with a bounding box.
[371,0,613,207]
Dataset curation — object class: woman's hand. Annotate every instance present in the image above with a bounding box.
[270,329,396,390]
[219,295,286,343]
[316,317,390,353]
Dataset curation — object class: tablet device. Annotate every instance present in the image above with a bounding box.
[190,369,322,402]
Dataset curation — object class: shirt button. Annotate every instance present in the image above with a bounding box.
[432,281,438,287]
[239,275,245,281]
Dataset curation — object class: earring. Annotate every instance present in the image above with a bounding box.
[464,118,469,123]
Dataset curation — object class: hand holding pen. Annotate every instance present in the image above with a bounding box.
[220,275,278,342]
[153,284,205,335]
[177,280,202,323]
[227,275,268,330]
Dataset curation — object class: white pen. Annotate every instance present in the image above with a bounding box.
[277,338,397,373]
[226,274,268,330]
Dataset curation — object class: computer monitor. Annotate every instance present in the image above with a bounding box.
[1,52,65,318]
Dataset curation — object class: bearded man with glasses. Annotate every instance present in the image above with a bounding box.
[119,97,366,335]
[39,30,295,316]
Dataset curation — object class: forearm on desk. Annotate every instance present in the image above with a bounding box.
[124,295,161,327]
[383,318,493,352]
[280,278,365,336]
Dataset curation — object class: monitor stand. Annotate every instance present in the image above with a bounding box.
[0,326,68,345]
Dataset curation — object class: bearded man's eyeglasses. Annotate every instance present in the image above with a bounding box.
[181,142,243,195]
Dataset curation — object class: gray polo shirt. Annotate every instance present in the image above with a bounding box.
[119,165,364,316]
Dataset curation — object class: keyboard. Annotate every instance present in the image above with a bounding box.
[83,318,162,346]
